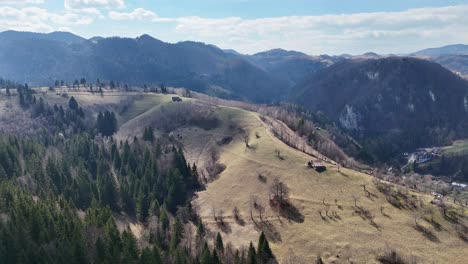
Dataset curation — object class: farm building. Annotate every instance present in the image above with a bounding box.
[307,160,327,172]
[172,96,182,102]
[408,148,441,164]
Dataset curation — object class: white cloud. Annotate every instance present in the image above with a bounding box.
[105,5,465,54]
[109,8,161,21]
[65,0,125,10]
[165,5,468,54]
[1,3,468,54]
[0,0,44,4]
[0,6,94,32]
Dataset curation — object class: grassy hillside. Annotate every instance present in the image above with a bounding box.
[14,89,467,263]
[412,140,468,182]
[187,108,467,263]
[87,91,467,263]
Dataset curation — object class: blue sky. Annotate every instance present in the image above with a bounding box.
[1,0,468,54]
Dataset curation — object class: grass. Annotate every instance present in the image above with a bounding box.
[19,90,468,263]
[181,108,468,264]
[440,139,468,157]
[117,93,174,124]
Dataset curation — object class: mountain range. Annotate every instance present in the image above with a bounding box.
[0,30,333,103]
[2,30,468,164]
[412,44,468,56]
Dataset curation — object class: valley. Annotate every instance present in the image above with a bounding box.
[1,23,468,263]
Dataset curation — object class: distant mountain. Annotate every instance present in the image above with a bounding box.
[431,54,468,78]
[0,30,85,44]
[223,49,241,55]
[0,32,287,102]
[88,36,104,43]
[246,48,334,87]
[413,44,468,56]
[291,57,468,163]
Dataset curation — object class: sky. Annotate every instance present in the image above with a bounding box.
[1,0,468,55]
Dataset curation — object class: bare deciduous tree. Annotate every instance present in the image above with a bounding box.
[249,194,258,221]
[274,148,283,160]
[256,198,265,222]
[270,177,289,206]
[233,206,240,220]
[240,128,250,148]
[352,194,360,207]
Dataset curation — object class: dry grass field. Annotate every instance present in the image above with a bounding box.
[14,89,468,263]
[181,108,467,263]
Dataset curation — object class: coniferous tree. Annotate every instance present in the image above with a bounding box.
[200,243,212,264]
[257,232,273,263]
[122,228,139,264]
[212,249,222,264]
[196,220,205,240]
[248,242,257,264]
[160,207,170,230]
[170,218,184,251]
[215,232,224,253]
[69,96,79,110]
[143,126,155,142]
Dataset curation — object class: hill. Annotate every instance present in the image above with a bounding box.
[0,31,287,103]
[413,44,468,56]
[0,30,86,44]
[246,49,333,87]
[110,90,467,263]
[1,87,467,263]
[291,57,468,163]
[430,54,468,79]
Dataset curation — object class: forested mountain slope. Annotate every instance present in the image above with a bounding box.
[0,31,286,103]
[291,57,468,163]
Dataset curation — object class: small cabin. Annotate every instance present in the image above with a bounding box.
[172,96,182,102]
[307,160,327,172]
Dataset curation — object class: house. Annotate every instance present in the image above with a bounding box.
[172,96,182,102]
[410,148,439,164]
[452,182,467,188]
[307,160,327,172]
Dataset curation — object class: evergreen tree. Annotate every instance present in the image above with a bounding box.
[166,169,186,213]
[160,207,170,230]
[257,232,273,263]
[170,218,184,251]
[196,220,205,240]
[248,242,257,264]
[200,243,212,264]
[96,111,118,136]
[69,96,79,110]
[142,126,155,142]
[122,228,139,264]
[215,232,224,253]
[212,249,222,264]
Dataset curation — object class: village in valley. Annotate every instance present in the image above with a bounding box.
[405,147,442,165]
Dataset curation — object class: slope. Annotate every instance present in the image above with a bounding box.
[291,57,468,163]
[0,32,287,103]
[413,44,468,56]
[95,91,468,264]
